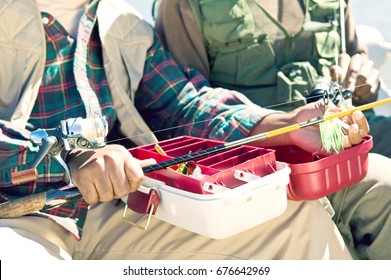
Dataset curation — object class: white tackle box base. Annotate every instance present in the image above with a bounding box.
[122,161,290,239]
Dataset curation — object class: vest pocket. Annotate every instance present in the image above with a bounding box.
[210,37,276,87]
[275,61,320,109]
[199,0,254,45]
[307,0,343,59]
[0,48,31,120]
[308,0,341,20]
[314,30,340,59]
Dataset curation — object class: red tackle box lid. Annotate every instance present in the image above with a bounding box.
[273,135,373,200]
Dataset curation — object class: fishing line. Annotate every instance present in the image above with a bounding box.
[106,80,387,146]
[142,97,391,173]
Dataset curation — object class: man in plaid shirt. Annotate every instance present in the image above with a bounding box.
[0,0,381,260]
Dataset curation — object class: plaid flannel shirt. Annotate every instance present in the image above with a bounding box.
[0,3,267,239]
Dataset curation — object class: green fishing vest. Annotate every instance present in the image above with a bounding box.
[188,0,346,111]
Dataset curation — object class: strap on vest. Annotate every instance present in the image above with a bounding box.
[74,0,103,119]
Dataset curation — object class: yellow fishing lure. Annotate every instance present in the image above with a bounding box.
[319,97,351,154]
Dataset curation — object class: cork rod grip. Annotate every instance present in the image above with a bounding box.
[0,192,46,218]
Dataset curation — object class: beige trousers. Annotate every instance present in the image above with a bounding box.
[329,153,391,260]
[0,198,351,260]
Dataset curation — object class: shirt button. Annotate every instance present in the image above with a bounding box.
[67,36,74,44]
[42,17,49,24]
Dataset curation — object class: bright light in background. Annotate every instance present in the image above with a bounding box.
[128,0,155,25]
[352,0,390,41]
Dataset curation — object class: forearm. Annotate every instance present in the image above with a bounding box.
[248,101,328,153]
[248,111,296,147]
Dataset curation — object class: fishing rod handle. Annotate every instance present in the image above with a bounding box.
[0,192,46,218]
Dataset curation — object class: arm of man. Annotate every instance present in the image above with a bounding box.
[134,33,274,143]
[0,120,157,205]
[135,33,369,153]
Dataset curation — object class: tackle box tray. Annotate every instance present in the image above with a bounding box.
[128,136,277,194]
[272,135,373,200]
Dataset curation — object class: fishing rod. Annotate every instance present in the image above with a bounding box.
[1,97,391,218]
[143,97,391,173]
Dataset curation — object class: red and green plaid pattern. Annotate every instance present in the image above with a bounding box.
[0,5,265,239]
[0,8,116,238]
[136,35,262,143]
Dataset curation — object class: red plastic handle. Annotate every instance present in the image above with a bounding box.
[126,189,160,215]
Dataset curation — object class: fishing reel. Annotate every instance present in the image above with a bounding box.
[11,116,108,186]
[308,77,353,106]
[32,117,108,150]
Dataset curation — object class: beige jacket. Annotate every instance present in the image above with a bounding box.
[0,0,157,145]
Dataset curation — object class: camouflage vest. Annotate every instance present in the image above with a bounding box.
[188,0,346,110]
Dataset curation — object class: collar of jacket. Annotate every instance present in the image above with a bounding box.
[0,0,157,145]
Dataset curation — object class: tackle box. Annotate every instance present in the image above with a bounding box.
[124,136,290,239]
[123,135,372,238]
[273,135,373,201]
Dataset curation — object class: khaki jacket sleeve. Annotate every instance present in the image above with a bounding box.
[155,0,211,79]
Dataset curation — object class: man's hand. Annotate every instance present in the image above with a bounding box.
[66,145,156,204]
[331,53,380,104]
[251,101,370,154]
[288,101,370,153]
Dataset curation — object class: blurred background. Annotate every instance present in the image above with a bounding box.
[352,0,391,85]
[129,0,391,85]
